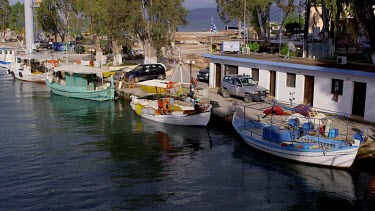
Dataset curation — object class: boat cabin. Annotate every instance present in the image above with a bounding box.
[15,55,52,73]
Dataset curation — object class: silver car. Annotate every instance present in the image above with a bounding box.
[221,75,268,102]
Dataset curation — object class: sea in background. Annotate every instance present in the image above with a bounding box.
[178,7,284,32]
[0,69,374,210]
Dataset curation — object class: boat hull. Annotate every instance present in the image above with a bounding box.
[140,110,211,126]
[139,85,167,93]
[232,112,359,168]
[0,61,11,69]
[46,78,115,101]
[130,98,211,126]
[13,72,47,83]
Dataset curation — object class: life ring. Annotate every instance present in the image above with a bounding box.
[166,81,174,89]
[163,99,172,111]
[19,72,23,78]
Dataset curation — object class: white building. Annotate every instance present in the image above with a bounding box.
[204,54,375,122]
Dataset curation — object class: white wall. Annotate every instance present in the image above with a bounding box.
[313,76,352,114]
[365,82,375,122]
[276,72,305,104]
[238,66,250,75]
[258,69,269,92]
[207,57,375,122]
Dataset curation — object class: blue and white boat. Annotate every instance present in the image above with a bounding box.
[46,64,115,101]
[232,102,368,168]
[0,47,16,69]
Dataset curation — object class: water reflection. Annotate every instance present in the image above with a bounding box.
[233,142,357,210]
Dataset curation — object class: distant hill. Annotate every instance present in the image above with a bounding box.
[178,8,234,32]
[178,7,283,32]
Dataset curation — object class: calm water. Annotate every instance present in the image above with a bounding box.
[0,69,374,210]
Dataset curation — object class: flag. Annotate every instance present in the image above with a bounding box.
[210,20,218,33]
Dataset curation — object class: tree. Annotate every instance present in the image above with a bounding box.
[101,0,133,65]
[346,0,375,64]
[36,0,78,42]
[0,0,11,37]
[9,2,25,38]
[216,0,246,38]
[275,0,295,38]
[216,0,273,40]
[74,0,107,64]
[125,0,188,64]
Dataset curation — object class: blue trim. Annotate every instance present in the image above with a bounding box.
[204,54,375,78]
[0,61,11,65]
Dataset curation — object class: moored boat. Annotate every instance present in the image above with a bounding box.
[130,95,212,126]
[137,79,179,93]
[8,54,55,83]
[232,102,368,168]
[46,64,115,101]
[0,47,16,69]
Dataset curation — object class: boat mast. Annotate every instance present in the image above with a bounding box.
[25,0,35,55]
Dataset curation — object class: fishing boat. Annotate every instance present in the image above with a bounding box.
[8,54,55,83]
[0,47,16,68]
[46,64,115,101]
[137,79,179,93]
[130,95,212,126]
[232,101,368,168]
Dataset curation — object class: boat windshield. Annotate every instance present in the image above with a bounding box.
[129,66,143,72]
[241,78,257,86]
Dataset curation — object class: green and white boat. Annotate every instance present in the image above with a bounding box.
[46,64,115,101]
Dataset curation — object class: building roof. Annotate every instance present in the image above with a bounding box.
[204,53,375,78]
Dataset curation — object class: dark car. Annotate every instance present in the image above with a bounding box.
[125,63,166,82]
[221,74,268,102]
[197,66,209,82]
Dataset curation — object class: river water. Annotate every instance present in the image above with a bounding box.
[0,69,374,210]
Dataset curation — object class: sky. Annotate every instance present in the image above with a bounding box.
[10,0,217,10]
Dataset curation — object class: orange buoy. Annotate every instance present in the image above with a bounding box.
[162,99,172,111]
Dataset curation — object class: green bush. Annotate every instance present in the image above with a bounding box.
[248,42,260,53]
[280,44,297,57]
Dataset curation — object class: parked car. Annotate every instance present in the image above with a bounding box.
[290,34,302,41]
[125,63,166,82]
[361,41,372,49]
[221,74,268,102]
[197,66,209,82]
[34,39,49,49]
[75,44,85,54]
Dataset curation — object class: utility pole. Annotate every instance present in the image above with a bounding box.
[243,0,246,48]
[279,12,282,55]
[303,0,311,58]
[210,16,213,53]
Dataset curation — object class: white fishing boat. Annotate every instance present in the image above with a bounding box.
[232,101,368,168]
[8,54,56,83]
[130,95,212,126]
[46,64,115,101]
[0,47,16,69]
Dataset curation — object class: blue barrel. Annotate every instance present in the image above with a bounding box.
[328,128,339,138]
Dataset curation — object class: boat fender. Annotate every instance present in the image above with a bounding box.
[163,99,172,111]
[19,72,23,78]
[7,69,10,74]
